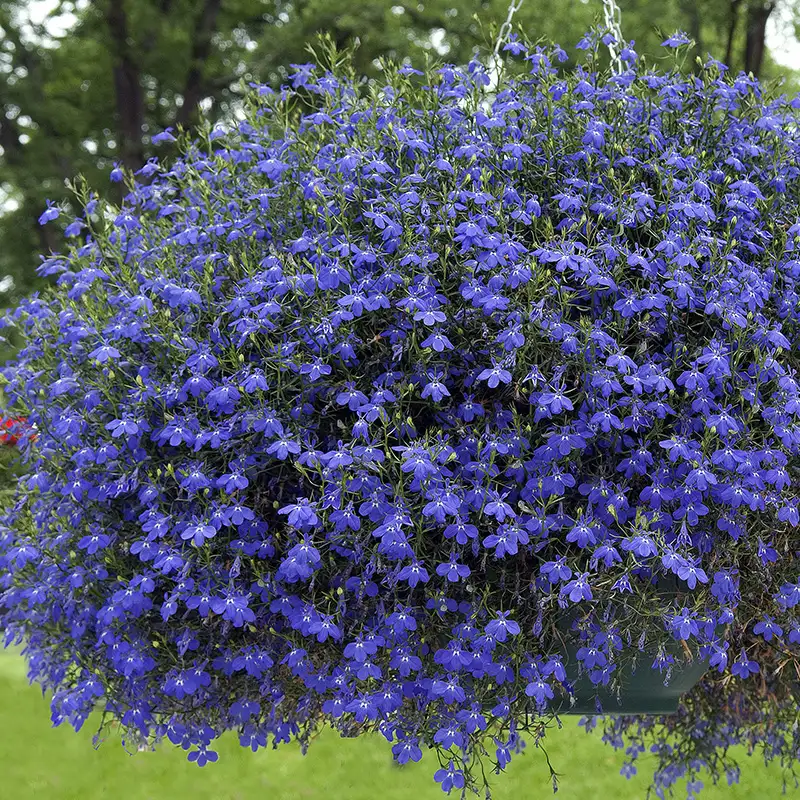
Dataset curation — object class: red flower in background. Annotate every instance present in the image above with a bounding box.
[0,416,28,447]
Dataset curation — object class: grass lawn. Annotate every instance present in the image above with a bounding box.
[0,649,791,799]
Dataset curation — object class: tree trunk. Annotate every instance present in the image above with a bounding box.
[106,1,145,171]
[176,0,223,128]
[0,112,23,170]
[37,220,59,256]
[744,0,776,77]
[680,0,704,72]
[724,0,742,69]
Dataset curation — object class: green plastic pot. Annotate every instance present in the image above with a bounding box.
[551,575,711,715]
[553,639,709,715]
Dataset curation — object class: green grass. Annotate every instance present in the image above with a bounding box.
[0,649,792,799]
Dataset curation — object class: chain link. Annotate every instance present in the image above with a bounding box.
[493,0,526,61]
[602,0,625,74]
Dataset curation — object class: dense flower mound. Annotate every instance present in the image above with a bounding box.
[3,30,800,797]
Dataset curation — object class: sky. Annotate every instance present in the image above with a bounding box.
[768,3,800,70]
[20,0,75,40]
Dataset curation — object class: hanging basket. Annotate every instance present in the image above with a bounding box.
[549,576,712,715]
[554,639,710,716]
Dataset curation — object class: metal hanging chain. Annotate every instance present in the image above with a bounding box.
[493,0,624,73]
[493,0,526,61]
[602,0,625,74]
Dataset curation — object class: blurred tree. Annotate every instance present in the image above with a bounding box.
[0,0,797,312]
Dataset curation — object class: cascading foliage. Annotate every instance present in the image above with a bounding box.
[2,28,800,798]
